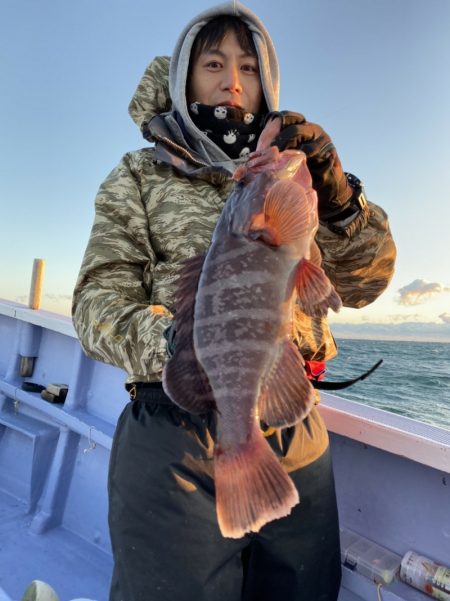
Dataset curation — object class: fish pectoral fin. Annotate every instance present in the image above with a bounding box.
[295,258,342,317]
[162,253,217,414]
[248,212,280,246]
[262,180,311,245]
[258,339,315,428]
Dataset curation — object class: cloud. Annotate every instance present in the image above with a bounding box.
[387,313,422,323]
[396,279,450,305]
[439,313,450,324]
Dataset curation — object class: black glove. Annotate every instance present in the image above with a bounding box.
[163,321,177,358]
[267,111,354,221]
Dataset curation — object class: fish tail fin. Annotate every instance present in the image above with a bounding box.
[215,423,299,538]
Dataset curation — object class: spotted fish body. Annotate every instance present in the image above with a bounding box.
[163,120,341,538]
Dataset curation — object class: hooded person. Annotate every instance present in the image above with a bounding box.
[129,2,279,174]
[72,2,396,600]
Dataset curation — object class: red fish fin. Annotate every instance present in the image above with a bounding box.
[258,339,315,428]
[258,180,312,246]
[232,164,247,181]
[295,258,342,317]
[162,255,216,413]
[215,421,299,538]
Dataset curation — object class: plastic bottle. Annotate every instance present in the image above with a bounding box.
[400,551,450,601]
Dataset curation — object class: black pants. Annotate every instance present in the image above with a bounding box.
[108,390,341,601]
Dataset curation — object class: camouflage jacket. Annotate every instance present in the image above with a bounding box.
[72,57,396,385]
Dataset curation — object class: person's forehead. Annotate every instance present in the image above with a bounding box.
[197,30,257,58]
[199,45,256,59]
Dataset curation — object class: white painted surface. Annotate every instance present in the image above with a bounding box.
[1,298,448,474]
[319,393,450,473]
[0,299,75,338]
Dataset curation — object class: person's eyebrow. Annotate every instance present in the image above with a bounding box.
[201,47,256,59]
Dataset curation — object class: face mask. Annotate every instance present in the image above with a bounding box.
[189,102,265,160]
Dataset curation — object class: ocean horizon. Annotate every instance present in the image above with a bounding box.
[327,338,450,431]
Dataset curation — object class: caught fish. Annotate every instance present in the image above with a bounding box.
[163,117,341,538]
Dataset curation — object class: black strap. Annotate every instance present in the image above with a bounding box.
[312,359,383,391]
[126,382,175,405]
[128,358,383,405]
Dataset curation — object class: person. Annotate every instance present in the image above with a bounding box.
[72,2,396,600]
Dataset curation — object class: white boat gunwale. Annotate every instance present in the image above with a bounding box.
[1,298,448,473]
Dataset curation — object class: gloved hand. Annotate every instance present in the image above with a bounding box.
[267,111,354,221]
[163,321,177,358]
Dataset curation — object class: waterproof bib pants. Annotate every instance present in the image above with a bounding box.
[108,387,341,601]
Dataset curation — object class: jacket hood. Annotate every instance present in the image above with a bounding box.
[129,56,172,132]
[129,2,279,174]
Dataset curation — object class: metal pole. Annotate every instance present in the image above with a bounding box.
[20,258,46,376]
[28,258,45,310]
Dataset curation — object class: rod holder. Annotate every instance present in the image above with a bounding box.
[28,258,46,310]
[20,258,46,377]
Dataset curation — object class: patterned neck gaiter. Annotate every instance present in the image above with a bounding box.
[188,102,265,160]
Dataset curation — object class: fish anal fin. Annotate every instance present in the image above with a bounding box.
[162,254,217,414]
[295,258,342,317]
[258,339,315,428]
[215,422,299,538]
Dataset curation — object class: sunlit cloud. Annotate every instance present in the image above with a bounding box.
[396,279,450,305]
[387,313,422,323]
[439,313,450,324]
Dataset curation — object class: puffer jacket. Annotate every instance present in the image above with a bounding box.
[72,55,396,470]
[72,55,396,385]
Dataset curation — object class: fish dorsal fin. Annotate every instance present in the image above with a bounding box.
[295,259,342,317]
[249,179,311,246]
[162,255,217,414]
[257,339,315,428]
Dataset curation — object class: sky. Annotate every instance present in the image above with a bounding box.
[1,0,450,341]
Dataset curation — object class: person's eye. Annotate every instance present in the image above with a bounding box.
[205,60,222,70]
[241,64,259,74]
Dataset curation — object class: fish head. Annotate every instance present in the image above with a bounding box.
[228,150,318,250]
[227,169,276,238]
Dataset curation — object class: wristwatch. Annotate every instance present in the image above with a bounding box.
[325,173,368,235]
[345,173,368,211]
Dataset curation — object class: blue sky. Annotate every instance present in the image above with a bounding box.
[1,0,450,341]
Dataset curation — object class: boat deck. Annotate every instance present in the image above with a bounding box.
[0,482,367,601]
[0,490,111,601]
[0,301,449,601]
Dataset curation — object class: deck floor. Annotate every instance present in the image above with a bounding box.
[0,490,112,601]
[338,590,365,601]
[0,490,371,601]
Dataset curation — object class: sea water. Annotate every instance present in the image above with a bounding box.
[326,339,450,431]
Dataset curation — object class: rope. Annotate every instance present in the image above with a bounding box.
[376,583,383,601]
